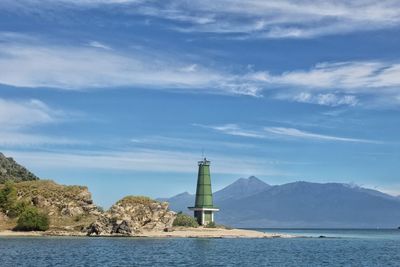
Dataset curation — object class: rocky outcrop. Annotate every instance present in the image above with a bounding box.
[86,196,176,236]
[15,180,100,218]
[0,153,176,234]
[0,153,39,183]
[0,180,102,231]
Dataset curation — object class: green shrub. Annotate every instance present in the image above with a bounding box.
[172,212,199,227]
[205,221,216,228]
[7,201,30,218]
[0,181,17,215]
[14,206,49,231]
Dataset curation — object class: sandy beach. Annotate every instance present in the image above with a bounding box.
[0,230,44,237]
[138,227,294,238]
[0,227,295,238]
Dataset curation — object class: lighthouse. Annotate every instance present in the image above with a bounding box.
[188,158,219,225]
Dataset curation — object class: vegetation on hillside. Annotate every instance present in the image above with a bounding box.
[14,206,49,231]
[0,181,22,217]
[0,181,50,231]
[12,180,88,201]
[172,212,199,227]
[0,153,39,183]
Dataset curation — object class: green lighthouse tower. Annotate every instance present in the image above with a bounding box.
[188,158,219,225]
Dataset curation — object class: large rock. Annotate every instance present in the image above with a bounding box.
[87,196,176,236]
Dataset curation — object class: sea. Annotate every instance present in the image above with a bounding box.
[1,229,400,266]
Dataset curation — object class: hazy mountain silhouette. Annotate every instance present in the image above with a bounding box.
[161,177,400,228]
[214,176,270,202]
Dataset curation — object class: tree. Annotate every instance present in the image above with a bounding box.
[14,206,49,231]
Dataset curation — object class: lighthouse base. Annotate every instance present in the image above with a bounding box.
[188,207,219,226]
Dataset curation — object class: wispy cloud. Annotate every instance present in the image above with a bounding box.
[0,98,81,146]
[252,62,400,91]
[0,41,218,91]
[87,41,112,50]
[1,33,400,106]
[0,98,60,129]
[0,34,262,95]
[249,61,400,107]
[4,1,400,39]
[278,92,359,107]
[130,135,255,150]
[264,127,379,143]
[195,123,380,144]
[193,123,265,138]
[0,132,82,147]
[3,149,283,176]
[21,0,400,39]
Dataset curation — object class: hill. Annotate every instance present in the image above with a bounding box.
[0,153,39,183]
[0,180,100,231]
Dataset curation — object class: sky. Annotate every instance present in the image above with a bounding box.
[1,0,400,208]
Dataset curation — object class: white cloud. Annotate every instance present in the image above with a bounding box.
[87,41,112,50]
[0,37,264,95]
[1,33,400,106]
[285,92,359,107]
[0,42,219,90]
[129,135,255,150]
[2,149,283,176]
[0,98,58,129]
[248,61,400,106]
[255,62,400,91]
[3,1,400,38]
[62,0,400,38]
[195,123,379,144]
[193,123,265,138]
[0,132,81,146]
[264,127,379,143]
[0,98,81,146]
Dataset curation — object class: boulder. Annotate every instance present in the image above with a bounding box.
[86,196,176,236]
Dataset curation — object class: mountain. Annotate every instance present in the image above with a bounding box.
[163,178,400,228]
[159,176,269,213]
[217,181,400,228]
[214,176,270,202]
[158,192,194,213]
[0,153,39,183]
[157,177,270,213]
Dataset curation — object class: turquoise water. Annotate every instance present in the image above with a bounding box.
[1,229,400,266]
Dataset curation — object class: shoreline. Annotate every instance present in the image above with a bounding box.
[0,227,297,239]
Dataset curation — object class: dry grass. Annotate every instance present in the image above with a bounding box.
[10,180,87,200]
[116,196,157,206]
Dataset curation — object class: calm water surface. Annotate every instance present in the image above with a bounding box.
[1,229,400,266]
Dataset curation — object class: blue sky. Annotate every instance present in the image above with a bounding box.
[1,0,400,207]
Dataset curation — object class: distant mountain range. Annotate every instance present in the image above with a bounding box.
[160,176,400,228]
